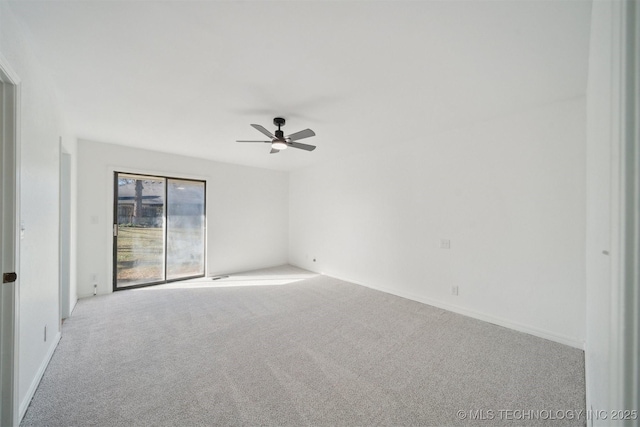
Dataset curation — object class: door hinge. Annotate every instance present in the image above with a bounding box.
[3,272,17,283]
[113,224,118,237]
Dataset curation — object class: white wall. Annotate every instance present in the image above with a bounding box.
[290,97,586,347]
[0,3,76,419]
[76,140,289,297]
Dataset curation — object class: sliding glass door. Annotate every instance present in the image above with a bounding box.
[114,172,205,289]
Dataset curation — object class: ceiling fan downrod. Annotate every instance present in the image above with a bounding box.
[273,117,285,139]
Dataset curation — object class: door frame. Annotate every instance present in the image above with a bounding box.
[0,53,21,427]
[619,0,639,410]
[59,148,71,320]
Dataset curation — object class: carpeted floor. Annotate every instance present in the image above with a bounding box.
[21,265,585,426]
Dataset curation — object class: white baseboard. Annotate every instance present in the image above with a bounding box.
[19,331,61,422]
[69,297,78,316]
[295,265,585,350]
[365,281,584,349]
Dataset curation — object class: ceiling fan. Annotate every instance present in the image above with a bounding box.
[236,117,316,154]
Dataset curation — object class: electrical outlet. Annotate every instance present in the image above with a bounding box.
[451,286,459,296]
[440,239,451,249]
[44,325,47,342]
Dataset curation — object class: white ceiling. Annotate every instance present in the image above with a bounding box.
[7,0,592,172]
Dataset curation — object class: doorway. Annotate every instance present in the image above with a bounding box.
[113,172,206,290]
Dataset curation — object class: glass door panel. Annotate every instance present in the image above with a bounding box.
[166,179,205,281]
[115,173,165,288]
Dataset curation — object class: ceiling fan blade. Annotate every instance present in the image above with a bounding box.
[236,140,270,143]
[286,129,315,141]
[270,148,280,154]
[289,142,316,151]
[251,124,276,139]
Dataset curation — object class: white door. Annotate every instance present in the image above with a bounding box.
[0,55,20,427]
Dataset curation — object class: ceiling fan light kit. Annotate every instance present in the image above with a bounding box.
[272,141,288,150]
[236,117,316,154]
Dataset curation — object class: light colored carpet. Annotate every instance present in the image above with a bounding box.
[21,265,585,426]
